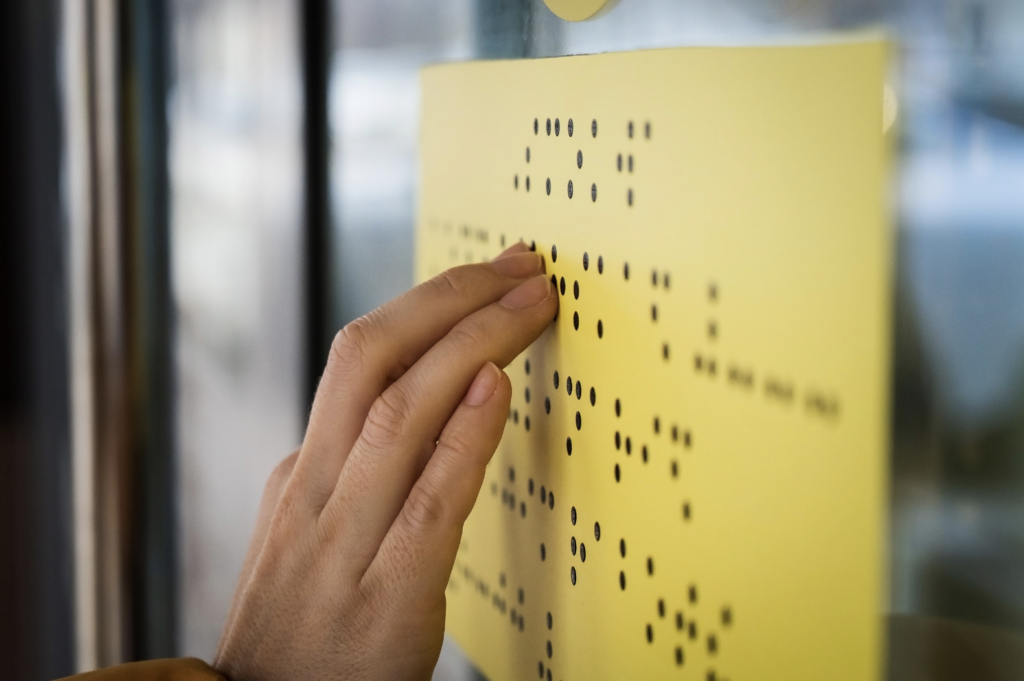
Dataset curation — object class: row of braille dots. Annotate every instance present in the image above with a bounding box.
[644,590,734,675]
[549,246,610,338]
[493,464,555,518]
[694,282,721,375]
[647,267,674,361]
[620,119,652,207]
[567,506,602,587]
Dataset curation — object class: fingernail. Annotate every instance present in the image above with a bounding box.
[491,251,544,279]
[465,362,501,406]
[492,241,529,261]
[500,274,551,309]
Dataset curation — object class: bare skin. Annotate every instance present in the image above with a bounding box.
[214,241,556,680]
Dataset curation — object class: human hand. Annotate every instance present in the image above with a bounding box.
[214,242,556,680]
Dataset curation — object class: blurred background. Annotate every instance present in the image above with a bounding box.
[1,0,1023,679]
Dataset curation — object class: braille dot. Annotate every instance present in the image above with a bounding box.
[510,493,515,509]
[591,183,597,202]
[589,387,596,406]
[540,486,547,502]
[576,150,582,168]
[540,543,546,560]
[568,118,574,136]
[559,277,566,295]
[709,360,716,375]
[707,671,716,681]
[645,121,651,138]
[591,119,597,137]
[570,567,576,585]
[550,274,557,291]
[546,640,552,658]
[651,270,658,286]
[671,460,678,477]
[675,646,684,666]
[617,153,622,172]
[628,121,635,138]
[694,355,703,371]
[553,371,559,389]
[614,464,620,482]
[538,661,544,678]
[722,607,732,627]
[653,417,660,434]
[566,376,572,395]
[525,387,531,403]
[683,502,691,520]
[663,344,670,360]
[573,312,579,330]
[625,437,632,455]
[546,178,551,195]
[521,502,526,517]
[529,478,534,495]
[627,189,633,206]
[544,397,551,414]
[518,615,524,631]
[651,304,658,322]
[513,410,519,424]
[515,175,519,189]
[597,320,603,338]
[547,612,553,629]
[658,599,666,618]
[526,176,530,191]
[615,432,621,450]
[709,282,718,300]
[534,118,538,134]
[598,256,604,274]
[708,635,717,654]
[594,522,601,541]
[571,507,577,525]
[519,588,525,604]
[530,240,536,251]
[555,118,560,136]
[566,437,572,455]
[676,612,684,630]
[511,608,517,623]
[684,431,692,447]
[567,180,573,199]
[708,321,717,339]
[646,624,653,643]
[575,382,582,400]
[548,492,554,509]
[525,416,531,431]
[663,272,670,289]
[615,399,621,417]
[546,670,551,681]
[689,622,697,639]
[573,280,579,299]
[575,411,581,430]
[689,585,698,603]
[623,263,630,280]
[526,147,531,162]
[647,557,654,575]
[570,536,577,555]
[546,118,551,135]
[619,571,626,590]
[580,543,587,562]
[583,252,589,270]
[628,155,634,172]
[641,445,648,463]
[509,467,515,482]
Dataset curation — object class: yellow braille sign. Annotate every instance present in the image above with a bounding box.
[417,40,891,681]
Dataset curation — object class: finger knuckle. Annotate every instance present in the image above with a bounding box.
[437,429,478,466]
[328,317,375,377]
[402,483,448,534]
[448,315,488,350]
[363,388,412,447]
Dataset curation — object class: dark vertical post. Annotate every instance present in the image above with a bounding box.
[303,0,333,410]
[0,0,76,678]
[119,0,177,660]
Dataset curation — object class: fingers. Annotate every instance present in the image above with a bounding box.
[325,274,557,567]
[365,363,511,602]
[291,242,540,510]
[217,449,298,658]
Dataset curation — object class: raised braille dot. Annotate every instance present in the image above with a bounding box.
[683,502,691,520]
[615,432,621,450]
[651,269,658,286]
[580,543,587,562]
[689,585,698,603]
[573,312,579,330]
[617,153,622,171]
[544,397,551,414]
[518,615,524,631]
[540,486,547,502]
[525,416,531,431]
[614,464,620,482]
[538,661,543,678]
[658,599,666,618]
[685,431,692,447]
[709,282,718,300]
[546,178,551,195]
[591,119,597,137]
[619,571,626,590]
[571,507,577,525]
[615,399,621,417]
[627,188,633,206]
[526,147,531,163]
[663,344,670,360]
[567,180,573,199]
[575,382,582,400]
[515,175,519,189]
[509,467,515,482]
[547,612,553,629]
[566,437,572,455]
[526,176,530,191]
[570,567,577,585]
[675,646,684,666]
[529,478,534,495]
[591,183,597,202]
[645,121,651,138]
[559,277,565,295]
[628,155,634,172]
[546,640,552,658]
[641,445,647,462]
[551,245,558,262]
[546,670,551,681]
[664,272,670,289]
[594,522,601,541]
[625,437,632,455]
[540,543,546,560]
[521,502,526,517]
[568,118,574,136]
[583,252,589,270]
[519,588,525,604]
[708,321,717,339]
[589,387,596,405]
[548,492,554,509]
[708,635,717,654]
[722,607,732,626]
[671,460,678,477]
[513,410,519,424]
[623,263,630,280]
[546,118,551,135]
[576,150,582,169]
[570,536,577,555]
[575,411,581,430]
[647,557,654,575]
[646,624,653,643]
[525,387,531,403]
[619,539,626,557]
[553,371,559,389]
[534,118,538,134]
[573,280,579,299]
[530,240,536,251]
[597,320,603,338]
[651,304,658,322]
[676,612,684,630]
[555,118,560,136]
[566,377,572,396]
[598,256,604,274]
